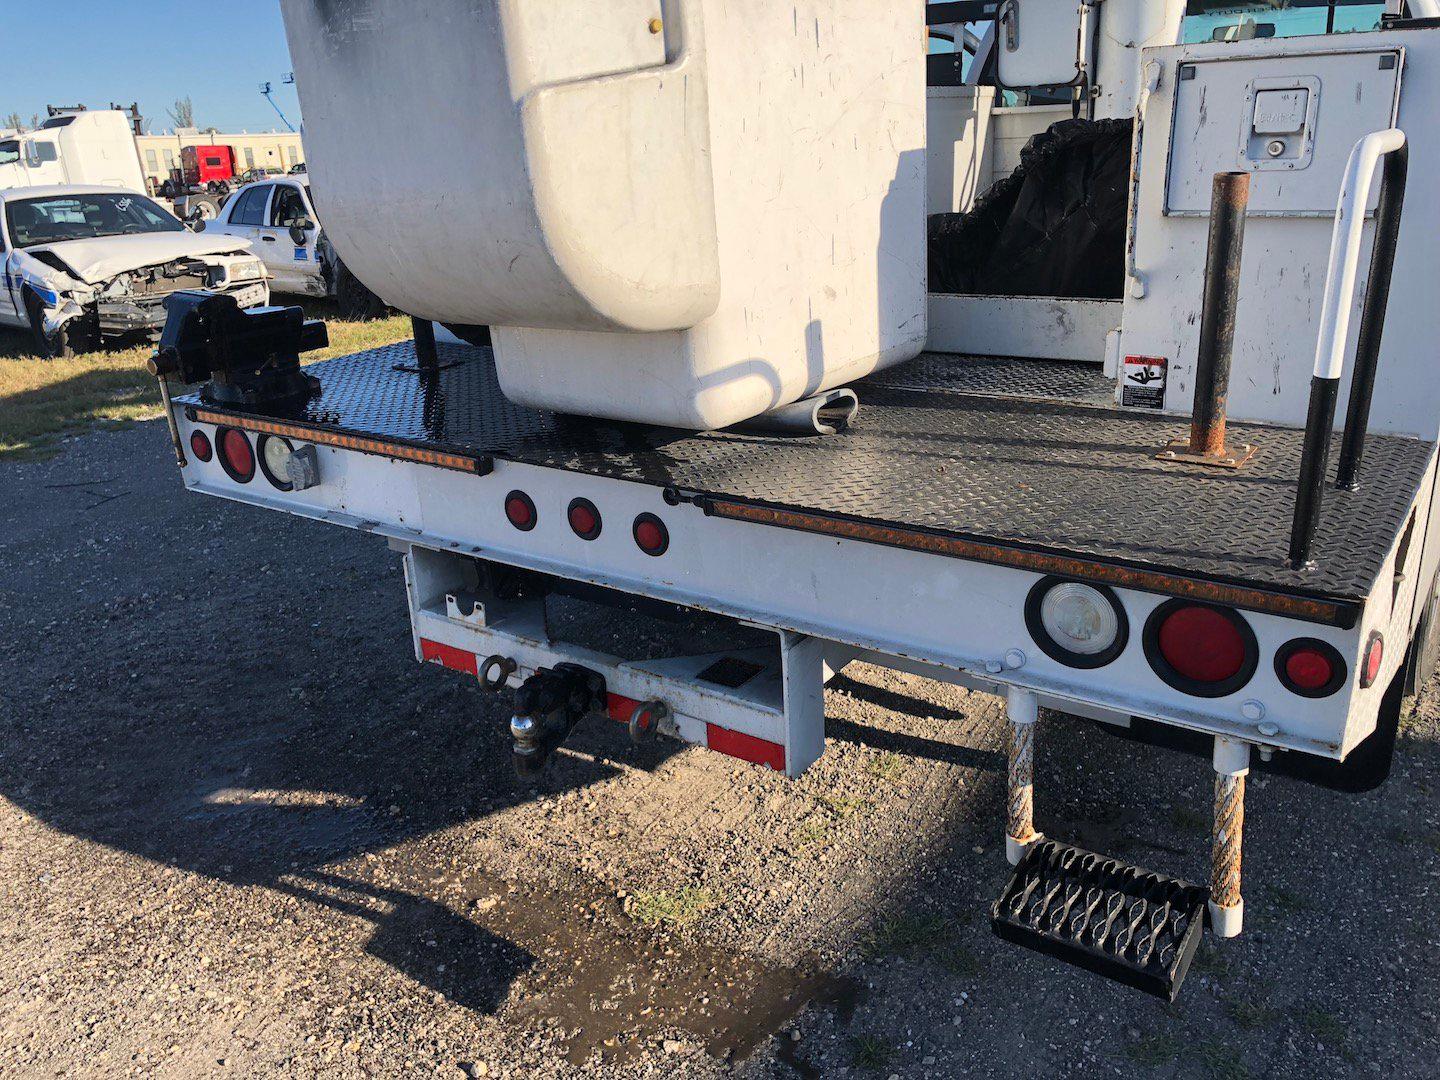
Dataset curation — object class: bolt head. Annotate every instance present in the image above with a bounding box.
[1241,700,1267,723]
[1004,649,1027,670]
[984,660,1004,675]
[1257,721,1280,738]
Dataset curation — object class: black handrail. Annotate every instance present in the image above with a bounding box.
[1335,145,1409,490]
[1289,143,1409,568]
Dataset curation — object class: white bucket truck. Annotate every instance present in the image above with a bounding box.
[148,0,1440,1000]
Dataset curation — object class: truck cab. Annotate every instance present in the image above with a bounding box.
[0,110,146,192]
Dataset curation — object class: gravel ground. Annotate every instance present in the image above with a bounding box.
[2,419,1439,1079]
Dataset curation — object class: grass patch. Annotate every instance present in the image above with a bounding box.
[848,1035,893,1072]
[626,886,717,928]
[864,752,907,785]
[865,912,951,958]
[814,792,872,819]
[1126,1033,1181,1067]
[1199,1041,1251,1080]
[1300,1006,1351,1058]
[1191,942,1232,978]
[1227,994,1279,1031]
[794,816,835,849]
[0,299,411,459]
[937,940,985,977]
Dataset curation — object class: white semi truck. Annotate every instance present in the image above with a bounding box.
[0,109,227,222]
[0,110,146,192]
[149,0,1440,1000]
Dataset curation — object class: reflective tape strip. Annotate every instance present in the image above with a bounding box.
[420,639,478,676]
[706,723,786,772]
[191,410,491,475]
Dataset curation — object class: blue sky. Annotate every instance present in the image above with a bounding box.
[1,0,301,134]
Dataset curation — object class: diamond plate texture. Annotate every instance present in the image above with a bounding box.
[865,352,1115,404]
[180,341,1435,601]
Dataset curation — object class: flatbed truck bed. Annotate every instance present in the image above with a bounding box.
[180,339,1434,628]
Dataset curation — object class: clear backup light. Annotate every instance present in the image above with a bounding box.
[257,434,295,491]
[1025,578,1128,669]
[1042,584,1119,654]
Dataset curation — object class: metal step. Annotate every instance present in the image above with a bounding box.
[991,839,1208,1001]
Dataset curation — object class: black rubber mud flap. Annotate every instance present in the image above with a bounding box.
[992,839,1208,1002]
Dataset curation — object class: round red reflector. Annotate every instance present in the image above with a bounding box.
[567,498,602,541]
[633,514,669,557]
[1275,638,1346,697]
[504,491,536,532]
[1158,606,1245,683]
[217,427,254,483]
[189,429,213,462]
[1285,649,1333,691]
[1362,633,1384,688]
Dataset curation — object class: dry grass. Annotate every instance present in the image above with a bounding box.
[0,298,413,458]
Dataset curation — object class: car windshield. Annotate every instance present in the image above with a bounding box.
[4,192,185,248]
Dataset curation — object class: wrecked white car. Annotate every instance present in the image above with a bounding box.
[0,185,269,357]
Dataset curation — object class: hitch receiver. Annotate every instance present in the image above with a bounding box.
[508,664,607,778]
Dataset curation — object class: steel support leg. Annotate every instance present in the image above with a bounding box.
[1006,687,1040,865]
[1209,736,1250,938]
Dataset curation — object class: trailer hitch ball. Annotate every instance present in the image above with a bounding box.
[506,663,607,778]
[628,700,669,745]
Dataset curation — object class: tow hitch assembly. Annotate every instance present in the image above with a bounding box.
[506,663,607,778]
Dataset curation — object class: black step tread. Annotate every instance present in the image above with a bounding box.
[992,839,1208,1001]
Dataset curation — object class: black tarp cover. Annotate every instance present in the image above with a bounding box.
[928,117,1135,300]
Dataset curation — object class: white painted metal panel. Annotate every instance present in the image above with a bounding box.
[996,0,1087,88]
[1122,32,1440,435]
[1165,48,1401,217]
[927,294,1121,363]
[178,416,1408,762]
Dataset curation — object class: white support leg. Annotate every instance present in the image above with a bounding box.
[1005,687,1041,865]
[1209,736,1251,939]
[780,632,826,779]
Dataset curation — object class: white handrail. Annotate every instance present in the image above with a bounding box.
[1312,128,1407,381]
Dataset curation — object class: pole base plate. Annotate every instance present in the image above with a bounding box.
[991,839,1209,1001]
[1155,438,1259,470]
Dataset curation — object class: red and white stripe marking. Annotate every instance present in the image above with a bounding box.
[419,639,787,772]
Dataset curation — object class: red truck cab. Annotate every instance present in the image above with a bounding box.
[181,144,235,186]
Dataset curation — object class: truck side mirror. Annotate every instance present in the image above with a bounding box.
[288,219,312,246]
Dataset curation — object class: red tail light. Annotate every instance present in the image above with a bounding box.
[567,498,602,541]
[1275,638,1346,698]
[189,429,213,462]
[633,513,669,557]
[1361,633,1384,689]
[217,426,255,483]
[504,490,537,531]
[1144,600,1257,697]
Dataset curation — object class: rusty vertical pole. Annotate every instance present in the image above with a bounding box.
[1006,687,1040,865]
[1190,172,1250,458]
[1209,736,1250,939]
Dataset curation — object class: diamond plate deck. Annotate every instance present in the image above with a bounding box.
[179,341,1436,605]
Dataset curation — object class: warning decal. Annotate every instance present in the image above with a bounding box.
[1121,356,1167,410]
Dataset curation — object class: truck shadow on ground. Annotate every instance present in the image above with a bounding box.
[0,428,864,1063]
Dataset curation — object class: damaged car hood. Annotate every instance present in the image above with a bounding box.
[27,233,256,284]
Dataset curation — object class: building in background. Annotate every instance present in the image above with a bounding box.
[134,128,304,189]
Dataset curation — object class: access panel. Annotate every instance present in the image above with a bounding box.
[1165,47,1401,217]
